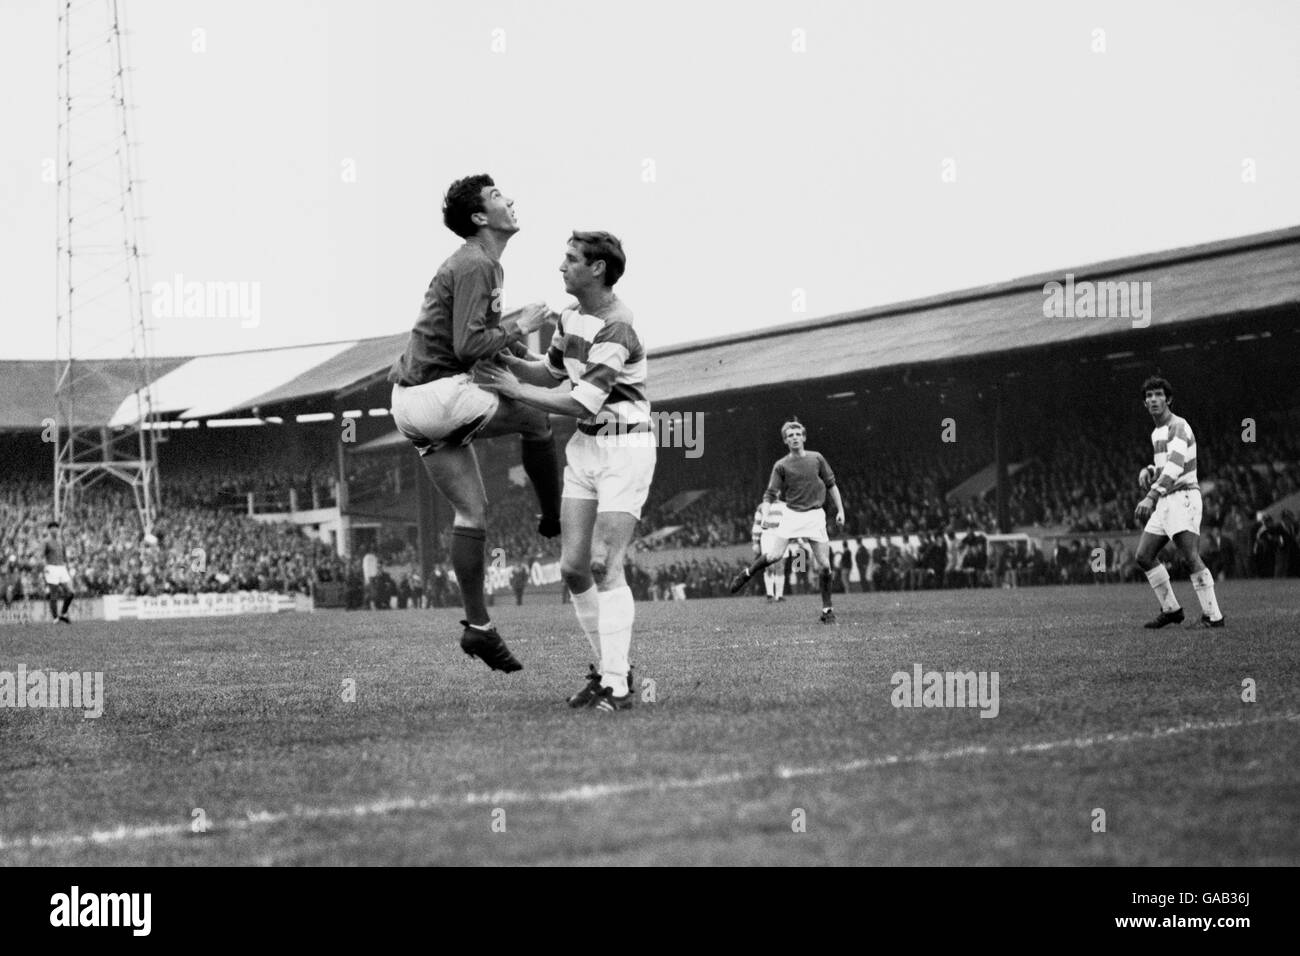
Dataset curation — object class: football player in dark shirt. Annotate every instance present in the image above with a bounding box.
[729,420,846,623]
[387,174,560,672]
[42,521,75,624]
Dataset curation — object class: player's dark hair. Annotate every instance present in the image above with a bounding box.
[781,418,803,439]
[1141,375,1173,401]
[443,174,495,239]
[46,520,60,529]
[569,231,626,287]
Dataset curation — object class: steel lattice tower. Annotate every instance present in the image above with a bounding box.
[54,0,159,533]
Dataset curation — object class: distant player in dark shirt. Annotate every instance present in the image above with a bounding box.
[387,173,562,672]
[41,520,74,624]
[729,419,846,623]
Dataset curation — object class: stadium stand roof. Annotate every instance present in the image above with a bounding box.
[0,357,190,430]
[649,225,1300,400]
[126,341,361,423]
[228,333,405,412]
[2,226,1298,429]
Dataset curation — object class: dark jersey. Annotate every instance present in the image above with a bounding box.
[763,451,836,512]
[43,539,67,565]
[388,236,521,387]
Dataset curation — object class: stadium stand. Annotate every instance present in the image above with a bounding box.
[3,227,1299,607]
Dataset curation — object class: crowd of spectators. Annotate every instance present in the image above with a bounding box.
[458,485,562,563]
[165,463,338,514]
[317,555,457,611]
[4,395,1298,609]
[1,478,335,601]
[637,507,1300,602]
[996,416,1300,536]
[628,408,1300,558]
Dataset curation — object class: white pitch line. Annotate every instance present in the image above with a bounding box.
[1,711,1294,853]
[776,712,1300,778]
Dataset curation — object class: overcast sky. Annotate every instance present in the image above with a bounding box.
[2,0,1298,360]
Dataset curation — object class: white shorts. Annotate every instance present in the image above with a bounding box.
[45,564,72,587]
[563,430,656,518]
[773,506,829,544]
[758,533,809,558]
[390,374,499,456]
[1144,487,1202,538]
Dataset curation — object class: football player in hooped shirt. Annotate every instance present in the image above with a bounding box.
[1133,375,1225,629]
[729,420,846,624]
[478,231,654,712]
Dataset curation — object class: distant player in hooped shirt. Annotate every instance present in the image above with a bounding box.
[749,500,803,602]
[729,419,846,623]
[41,521,74,624]
[752,499,786,602]
[1133,375,1225,629]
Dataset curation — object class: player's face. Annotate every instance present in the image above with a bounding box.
[783,426,805,451]
[477,186,518,234]
[560,242,600,295]
[1144,388,1169,419]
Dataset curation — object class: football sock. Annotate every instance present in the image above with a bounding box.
[745,554,773,579]
[48,596,59,620]
[60,593,72,616]
[571,584,601,658]
[451,526,489,625]
[819,568,833,608]
[520,436,562,524]
[774,568,785,599]
[597,586,634,697]
[763,566,775,597]
[1144,564,1180,612]
[1190,568,1223,621]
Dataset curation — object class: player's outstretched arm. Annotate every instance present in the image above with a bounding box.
[476,364,588,418]
[495,355,563,388]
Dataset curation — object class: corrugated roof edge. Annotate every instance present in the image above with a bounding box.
[647,225,1300,359]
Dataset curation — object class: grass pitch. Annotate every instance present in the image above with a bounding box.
[1,580,1297,866]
